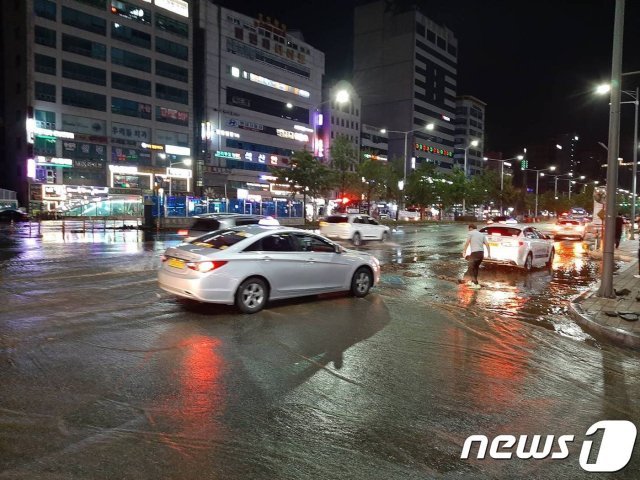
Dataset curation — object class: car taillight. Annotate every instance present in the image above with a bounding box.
[319,221,328,227]
[186,260,227,273]
[177,229,188,236]
[519,241,524,246]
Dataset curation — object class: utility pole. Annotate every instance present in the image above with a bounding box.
[599,0,625,298]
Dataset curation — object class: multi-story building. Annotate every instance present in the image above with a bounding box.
[195,5,324,203]
[454,95,485,176]
[319,81,361,162]
[2,0,194,214]
[353,0,458,177]
[360,124,388,162]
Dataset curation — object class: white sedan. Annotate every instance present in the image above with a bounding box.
[319,214,390,246]
[158,225,381,313]
[465,225,555,270]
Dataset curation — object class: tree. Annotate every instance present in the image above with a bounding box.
[405,162,440,217]
[269,149,333,223]
[358,159,392,213]
[329,135,358,198]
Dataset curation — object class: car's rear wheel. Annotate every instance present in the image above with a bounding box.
[546,248,555,267]
[352,232,362,246]
[351,267,373,297]
[524,253,533,271]
[236,277,268,314]
[381,231,389,243]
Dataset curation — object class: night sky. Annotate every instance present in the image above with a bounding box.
[215,0,640,165]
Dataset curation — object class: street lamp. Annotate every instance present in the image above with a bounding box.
[523,166,556,217]
[379,123,435,184]
[483,155,522,214]
[166,157,192,199]
[597,82,639,239]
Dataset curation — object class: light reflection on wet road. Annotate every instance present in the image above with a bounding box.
[0,223,639,479]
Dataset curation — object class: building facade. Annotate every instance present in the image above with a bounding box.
[360,124,388,162]
[319,81,361,163]
[454,95,486,176]
[196,4,324,204]
[2,0,194,214]
[353,0,458,177]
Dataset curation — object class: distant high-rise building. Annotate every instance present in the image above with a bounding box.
[2,0,194,212]
[360,124,389,162]
[195,4,324,203]
[454,95,486,176]
[353,0,457,177]
[319,81,361,162]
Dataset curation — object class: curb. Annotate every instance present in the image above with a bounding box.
[568,289,640,349]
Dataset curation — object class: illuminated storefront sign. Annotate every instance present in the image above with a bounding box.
[165,145,190,155]
[415,143,454,158]
[233,69,310,98]
[154,0,188,17]
[276,129,309,142]
[141,143,164,150]
[109,165,139,174]
[215,150,242,160]
[215,129,240,138]
[167,167,192,178]
[35,156,73,167]
[228,119,264,131]
[294,125,313,133]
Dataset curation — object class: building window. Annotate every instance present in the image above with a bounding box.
[437,36,446,50]
[34,0,56,21]
[34,135,57,155]
[156,37,188,61]
[62,87,106,111]
[427,30,435,43]
[249,33,257,45]
[62,6,107,35]
[110,0,151,25]
[235,27,243,40]
[112,97,152,119]
[35,109,56,129]
[447,44,457,56]
[156,83,188,105]
[73,0,107,9]
[35,82,55,102]
[156,13,188,38]
[416,22,425,37]
[331,131,334,139]
[262,38,270,49]
[331,116,334,125]
[62,60,106,86]
[111,47,151,72]
[112,72,151,95]
[111,23,151,49]
[62,34,106,60]
[155,60,188,83]
[35,26,56,48]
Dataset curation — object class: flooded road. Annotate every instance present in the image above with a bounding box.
[0,224,638,479]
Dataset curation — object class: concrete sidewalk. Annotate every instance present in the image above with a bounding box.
[570,237,640,348]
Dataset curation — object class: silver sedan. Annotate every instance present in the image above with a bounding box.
[158,225,381,313]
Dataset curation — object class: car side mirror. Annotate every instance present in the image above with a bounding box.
[334,244,342,254]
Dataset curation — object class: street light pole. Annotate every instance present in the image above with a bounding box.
[599,0,625,299]
[631,85,639,239]
[535,172,541,217]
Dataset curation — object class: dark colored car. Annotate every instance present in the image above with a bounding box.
[0,209,29,222]
[178,214,279,241]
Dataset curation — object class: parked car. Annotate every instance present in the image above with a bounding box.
[319,214,391,246]
[178,214,279,242]
[159,225,381,313]
[465,224,555,270]
[553,219,586,240]
[398,208,420,221]
[0,209,29,222]
[486,216,518,225]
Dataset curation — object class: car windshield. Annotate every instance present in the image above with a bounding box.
[480,226,521,237]
[559,220,580,225]
[189,229,253,249]
[326,216,349,223]
[491,216,509,221]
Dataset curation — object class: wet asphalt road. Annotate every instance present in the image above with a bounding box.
[0,223,639,479]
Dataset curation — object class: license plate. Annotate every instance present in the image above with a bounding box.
[168,257,185,269]
[489,242,499,247]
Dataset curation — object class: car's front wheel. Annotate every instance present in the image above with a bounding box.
[381,231,389,243]
[235,277,268,314]
[546,248,555,267]
[351,267,373,297]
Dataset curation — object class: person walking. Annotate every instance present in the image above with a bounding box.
[615,214,624,249]
[461,224,490,289]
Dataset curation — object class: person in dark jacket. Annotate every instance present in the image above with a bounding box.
[615,214,625,249]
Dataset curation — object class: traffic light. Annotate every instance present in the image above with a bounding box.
[520,159,528,169]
